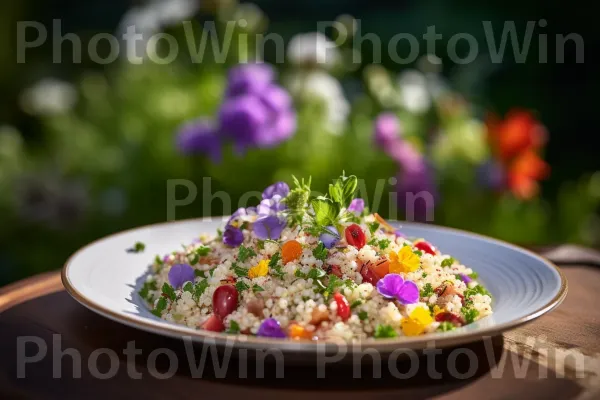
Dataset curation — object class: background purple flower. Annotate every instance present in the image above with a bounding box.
[376,274,419,304]
[263,181,290,199]
[226,63,275,97]
[168,264,195,289]
[256,318,286,338]
[176,118,221,162]
[374,113,402,147]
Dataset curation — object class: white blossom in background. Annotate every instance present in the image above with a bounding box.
[396,56,449,115]
[287,32,341,70]
[286,71,350,135]
[117,0,200,59]
[19,78,77,115]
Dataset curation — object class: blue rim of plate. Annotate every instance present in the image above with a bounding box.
[62,218,568,353]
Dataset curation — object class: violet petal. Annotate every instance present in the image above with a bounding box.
[396,280,419,305]
[256,318,286,338]
[168,264,195,289]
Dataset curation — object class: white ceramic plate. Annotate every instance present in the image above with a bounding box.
[62,218,567,353]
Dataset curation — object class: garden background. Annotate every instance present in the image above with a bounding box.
[0,0,598,286]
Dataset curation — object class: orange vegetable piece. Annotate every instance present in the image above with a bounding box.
[281,240,303,264]
[374,213,395,233]
[370,258,390,278]
[288,323,313,340]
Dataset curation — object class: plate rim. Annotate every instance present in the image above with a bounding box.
[62,217,568,352]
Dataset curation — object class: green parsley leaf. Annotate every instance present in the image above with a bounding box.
[193,279,209,302]
[462,307,480,324]
[350,300,362,309]
[269,252,281,268]
[151,297,167,317]
[311,197,340,227]
[208,267,216,277]
[420,283,434,298]
[235,280,250,292]
[437,321,456,332]
[358,311,369,321]
[464,284,491,299]
[252,284,265,293]
[312,242,328,262]
[367,237,378,246]
[257,240,265,250]
[233,263,248,278]
[269,252,286,279]
[161,283,176,301]
[194,269,206,278]
[196,246,211,257]
[368,222,380,235]
[468,272,479,279]
[154,255,164,265]
[226,320,241,334]
[340,174,358,208]
[127,241,146,253]
[307,268,326,280]
[378,239,391,250]
[182,282,194,293]
[441,257,455,267]
[238,245,256,263]
[138,280,157,301]
[295,269,307,278]
[414,250,423,256]
[422,272,428,278]
[374,324,397,339]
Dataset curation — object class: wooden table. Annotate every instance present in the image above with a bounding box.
[1,248,599,400]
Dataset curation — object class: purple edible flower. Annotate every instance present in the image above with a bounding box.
[347,198,365,215]
[319,225,340,249]
[223,225,244,247]
[176,118,221,162]
[263,181,290,200]
[253,215,286,240]
[376,274,419,305]
[459,274,473,284]
[256,318,286,338]
[168,264,195,289]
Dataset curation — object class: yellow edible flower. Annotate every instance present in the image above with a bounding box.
[248,259,269,279]
[389,246,421,274]
[401,307,434,336]
[433,305,444,316]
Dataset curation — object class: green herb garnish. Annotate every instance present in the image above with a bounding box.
[312,242,328,262]
[420,283,434,298]
[368,222,380,235]
[350,300,362,309]
[438,321,456,331]
[127,241,146,253]
[235,280,250,292]
[413,250,423,256]
[151,297,167,317]
[226,320,241,334]
[374,324,397,338]
[193,279,209,302]
[378,239,391,250]
[233,263,248,277]
[238,245,256,263]
[182,282,194,293]
[358,311,369,321]
[138,280,157,301]
[462,307,480,324]
[161,283,176,301]
[441,257,455,267]
[252,284,265,293]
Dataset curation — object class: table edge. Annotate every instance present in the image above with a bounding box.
[0,271,63,313]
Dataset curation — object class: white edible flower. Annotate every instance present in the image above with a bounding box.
[287,32,341,69]
[286,70,350,135]
[20,79,77,115]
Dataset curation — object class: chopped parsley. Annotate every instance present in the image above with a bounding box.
[127,241,146,253]
[374,324,397,338]
[238,245,256,263]
[151,297,167,317]
[182,282,194,293]
[464,284,491,300]
[350,300,362,309]
[368,222,381,235]
[252,284,265,293]
[307,268,326,280]
[413,250,423,256]
[422,272,428,278]
[441,257,455,267]
[438,321,456,332]
[269,252,285,278]
[462,307,480,324]
[257,240,265,250]
[194,267,216,279]
[154,255,164,265]
[193,279,209,301]
[188,246,211,265]
[235,280,250,292]
[312,242,328,261]
[161,283,176,301]
[420,283,434,298]
[358,311,369,321]
[468,272,479,279]
[226,320,241,334]
[138,280,157,302]
[233,263,248,277]
[378,239,391,250]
